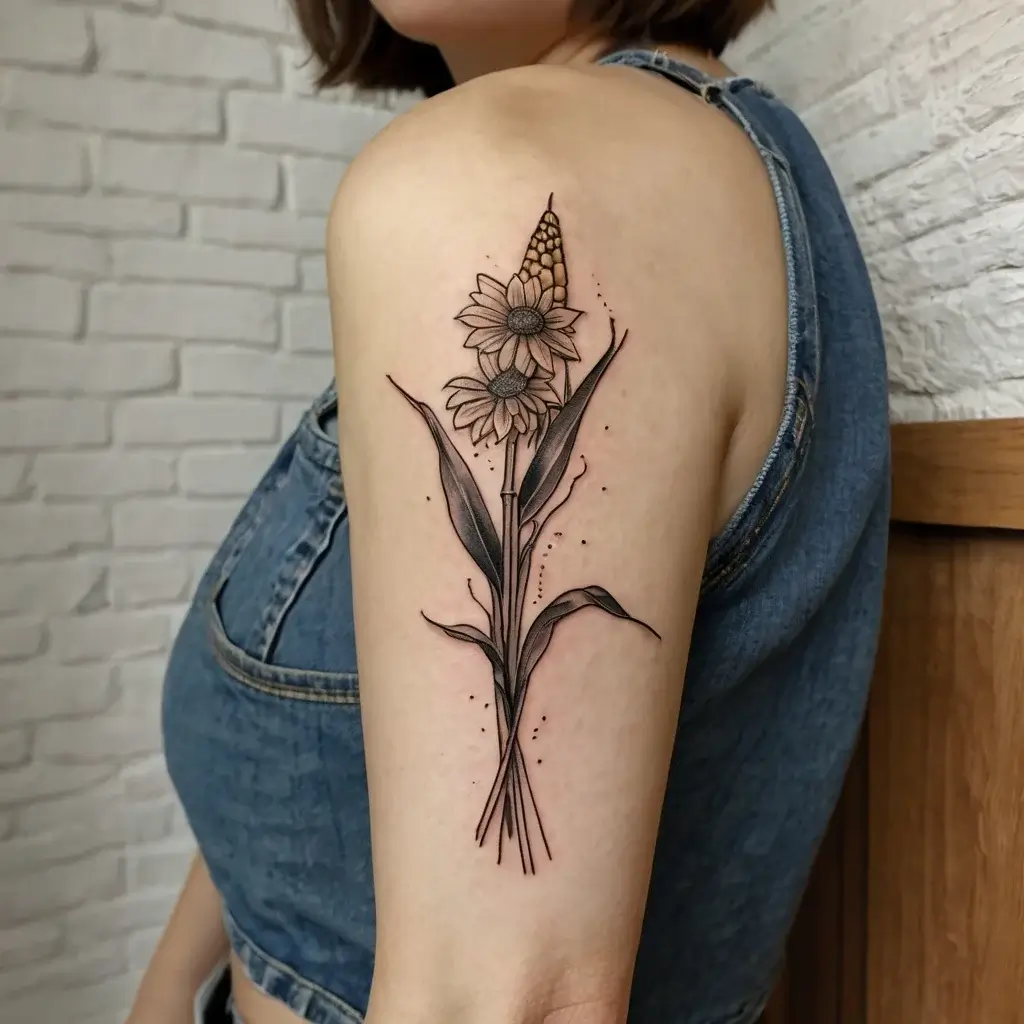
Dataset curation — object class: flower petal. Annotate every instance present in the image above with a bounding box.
[513,412,530,435]
[529,378,562,405]
[446,388,491,408]
[505,276,525,308]
[504,397,522,418]
[493,402,513,439]
[497,335,519,371]
[517,391,543,414]
[541,329,579,360]
[456,304,507,328]
[445,376,487,391]
[537,288,554,314]
[477,274,508,305]
[453,397,496,429]
[527,335,555,373]
[469,291,508,314]
[523,276,542,308]
[513,344,536,376]
[544,306,583,330]
[478,351,500,379]
[465,325,510,352]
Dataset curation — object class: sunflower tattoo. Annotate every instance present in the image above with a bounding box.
[388,196,660,873]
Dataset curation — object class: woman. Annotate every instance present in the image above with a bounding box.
[134,2,890,1023]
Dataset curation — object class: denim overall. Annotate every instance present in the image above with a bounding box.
[165,49,890,1024]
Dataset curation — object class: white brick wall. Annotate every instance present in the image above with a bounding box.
[0,3,399,1020]
[730,0,1024,420]
[0,0,1016,1019]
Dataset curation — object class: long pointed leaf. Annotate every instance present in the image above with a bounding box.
[519,325,622,521]
[516,585,660,690]
[390,377,502,590]
[422,614,506,683]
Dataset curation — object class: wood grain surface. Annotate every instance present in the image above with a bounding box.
[867,525,1024,1023]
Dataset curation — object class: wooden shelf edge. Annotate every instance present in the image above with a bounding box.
[891,418,1024,530]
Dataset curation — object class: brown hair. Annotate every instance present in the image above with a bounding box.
[290,0,773,96]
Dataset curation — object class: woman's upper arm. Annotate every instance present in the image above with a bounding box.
[327,68,752,1023]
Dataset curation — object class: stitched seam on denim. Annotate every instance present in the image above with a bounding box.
[257,495,348,661]
[213,650,361,703]
[227,912,365,1024]
[700,159,811,592]
[700,384,812,595]
[211,465,291,598]
[207,589,360,698]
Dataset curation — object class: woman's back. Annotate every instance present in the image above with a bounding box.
[162,42,888,1024]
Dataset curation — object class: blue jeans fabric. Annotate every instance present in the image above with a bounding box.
[163,51,890,1024]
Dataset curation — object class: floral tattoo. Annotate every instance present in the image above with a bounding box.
[389,196,660,873]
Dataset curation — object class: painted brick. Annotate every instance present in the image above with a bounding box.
[229,92,393,156]
[127,926,166,969]
[114,396,278,445]
[6,71,221,138]
[0,506,108,559]
[0,131,87,191]
[0,730,31,770]
[50,611,170,663]
[99,138,280,205]
[36,702,161,762]
[283,296,332,352]
[287,155,348,214]
[0,273,83,336]
[0,456,28,499]
[110,555,192,607]
[281,400,311,436]
[166,0,294,36]
[127,839,195,890]
[194,206,326,251]
[0,194,182,237]
[95,10,276,86]
[0,620,45,663]
[0,560,106,617]
[0,398,108,450]
[121,750,176,801]
[0,340,175,396]
[90,283,278,344]
[4,972,142,1024]
[299,254,327,293]
[32,451,176,498]
[63,892,178,947]
[0,5,91,69]
[16,777,174,839]
[0,940,128,1000]
[0,921,62,971]
[112,239,297,289]
[182,347,332,397]
[0,760,115,808]
[178,446,277,496]
[0,227,108,278]
[0,851,123,924]
[114,498,243,548]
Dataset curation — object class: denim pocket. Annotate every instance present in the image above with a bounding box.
[206,416,359,703]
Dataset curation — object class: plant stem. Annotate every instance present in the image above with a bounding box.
[499,432,520,853]
[500,432,521,701]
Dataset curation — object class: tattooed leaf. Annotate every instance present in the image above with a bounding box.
[519,327,622,522]
[517,585,660,690]
[422,613,505,681]
[390,377,502,590]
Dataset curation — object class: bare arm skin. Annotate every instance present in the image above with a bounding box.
[328,63,786,1024]
[127,854,229,1024]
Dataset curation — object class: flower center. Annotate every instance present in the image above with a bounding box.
[506,306,545,336]
[487,369,530,399]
